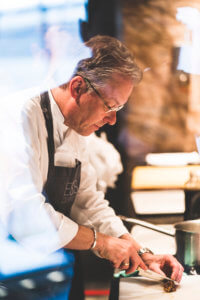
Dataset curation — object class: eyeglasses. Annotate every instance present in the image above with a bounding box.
[82,76,124,113]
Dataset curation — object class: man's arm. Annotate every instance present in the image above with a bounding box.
[64,225,95,250]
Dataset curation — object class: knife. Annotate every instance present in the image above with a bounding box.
[114,267,179,285]
[137,267,179,285]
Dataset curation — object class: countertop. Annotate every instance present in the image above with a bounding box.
[119,274,200,300]
[118,225,200,299]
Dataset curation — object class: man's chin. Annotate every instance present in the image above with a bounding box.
[84,125,100,136]
[77,128,96,136]
[75,124,100,136]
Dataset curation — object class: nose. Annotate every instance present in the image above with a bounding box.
[103,111,117,125]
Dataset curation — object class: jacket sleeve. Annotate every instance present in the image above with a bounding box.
[70,138,128,238]
[0,93,78,253]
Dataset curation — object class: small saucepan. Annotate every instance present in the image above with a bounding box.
[119,215,200,272]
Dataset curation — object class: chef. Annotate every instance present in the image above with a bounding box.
[0,35,184,299]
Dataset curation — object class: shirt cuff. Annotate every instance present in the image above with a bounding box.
[57,215,79,248]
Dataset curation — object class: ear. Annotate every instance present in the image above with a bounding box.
[70,76,87,100]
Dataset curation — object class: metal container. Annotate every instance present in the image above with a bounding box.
[119,216,200,270]
[175,220,200,269]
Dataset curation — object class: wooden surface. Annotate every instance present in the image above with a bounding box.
[131,165,200,190]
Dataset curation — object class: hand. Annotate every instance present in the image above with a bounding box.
[141,253,184,283]
[94,233,147,274]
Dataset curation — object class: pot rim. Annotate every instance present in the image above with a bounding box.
[175,219,200,233]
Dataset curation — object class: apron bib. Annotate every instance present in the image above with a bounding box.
[40,91,81,216]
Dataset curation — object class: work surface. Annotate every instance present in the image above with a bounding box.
[118,226,200,299]
[119,275,200,300]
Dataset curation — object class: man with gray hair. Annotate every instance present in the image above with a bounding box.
[2,35,183,299]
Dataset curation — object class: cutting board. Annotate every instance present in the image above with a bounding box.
[119,275,200,300]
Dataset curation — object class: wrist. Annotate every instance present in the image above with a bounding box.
[91,231,109,255]
[138,247,154,259]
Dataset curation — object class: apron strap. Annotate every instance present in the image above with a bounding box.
[40,91,55,166]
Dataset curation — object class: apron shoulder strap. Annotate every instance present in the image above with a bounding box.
[40,91,55,166]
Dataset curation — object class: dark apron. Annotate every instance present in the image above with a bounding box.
[40,91,84,300]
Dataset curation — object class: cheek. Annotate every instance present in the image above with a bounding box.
[82,113,102,126]
[83,105,104,122]
[79,97,105,125]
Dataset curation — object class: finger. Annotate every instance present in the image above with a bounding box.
[148,263,166,277]
[171,264,184,283]
[126,256,147,275]
[139,260,148,271]
[114,257,129,270]
[120,261,130,270]
[177,265,184,282]
[112,259,122,269]
[125,260,138,274]
[113,261,122,269]
[161,255,184,282]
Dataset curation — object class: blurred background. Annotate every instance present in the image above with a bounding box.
[1,0,200,299]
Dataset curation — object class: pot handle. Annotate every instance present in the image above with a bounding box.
[118,215,175,237]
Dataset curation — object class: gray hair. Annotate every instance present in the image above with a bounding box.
[72,35,142,89]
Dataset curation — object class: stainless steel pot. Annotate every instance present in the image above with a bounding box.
[119,216,200,270]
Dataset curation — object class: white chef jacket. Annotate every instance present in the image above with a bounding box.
[0,87,128,253]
